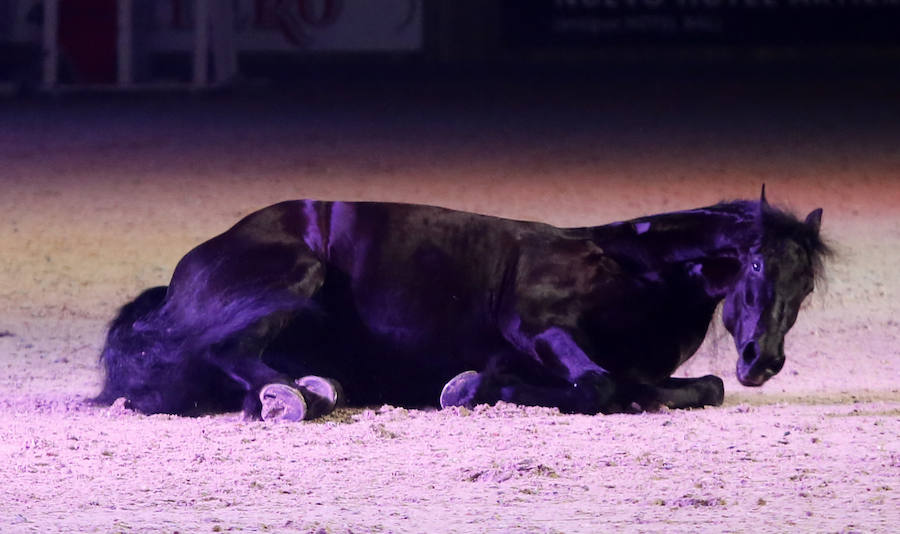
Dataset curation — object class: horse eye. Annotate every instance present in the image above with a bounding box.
[751,262,761,272]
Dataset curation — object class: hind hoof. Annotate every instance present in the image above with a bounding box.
[440,370,480,409]
[295,376,344,418]
[259,383,307,422]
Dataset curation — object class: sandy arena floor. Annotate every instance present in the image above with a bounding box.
[1,73,899,533]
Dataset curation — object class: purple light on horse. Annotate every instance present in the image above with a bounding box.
[93,187,829,421]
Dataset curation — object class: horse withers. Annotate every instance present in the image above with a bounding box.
[93,188,829,420]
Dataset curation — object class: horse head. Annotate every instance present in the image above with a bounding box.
[722,190,828,387]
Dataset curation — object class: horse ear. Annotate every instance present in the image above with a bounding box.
[760,184,769,208]
[805,208,823,234]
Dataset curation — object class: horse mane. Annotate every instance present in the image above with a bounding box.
[758,201,833,284]
[705,199,831,285]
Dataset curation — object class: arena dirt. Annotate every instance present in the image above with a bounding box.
[1,80,898,532]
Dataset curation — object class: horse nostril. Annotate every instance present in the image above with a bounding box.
[742,342,757,364]
[744,288,755,306]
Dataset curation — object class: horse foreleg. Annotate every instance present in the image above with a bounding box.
[440,368,618,415]
[440,368,724,414]
[620,375,725,411]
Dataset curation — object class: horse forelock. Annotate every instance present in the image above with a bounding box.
[757,202,832,283]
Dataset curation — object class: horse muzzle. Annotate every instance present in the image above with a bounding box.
[736,340,785,387]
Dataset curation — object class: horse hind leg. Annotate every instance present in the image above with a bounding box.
[252,306,350,421]
[192,254,346,420]
[204,321,305,421]
[211,309,348,421]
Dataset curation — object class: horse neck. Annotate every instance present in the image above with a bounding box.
[591,201,761,270]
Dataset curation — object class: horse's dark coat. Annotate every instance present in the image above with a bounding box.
[94,193,828,418]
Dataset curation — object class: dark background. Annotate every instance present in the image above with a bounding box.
[2,0,900,91]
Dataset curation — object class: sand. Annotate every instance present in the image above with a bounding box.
[1,75,898,533]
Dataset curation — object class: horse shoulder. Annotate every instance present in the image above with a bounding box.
[495,234,617,349]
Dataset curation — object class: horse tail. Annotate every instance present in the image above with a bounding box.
[92,284,322,416]
[92,286,170,409]
[92,285,244,415]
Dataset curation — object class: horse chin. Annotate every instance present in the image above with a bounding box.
[736,368,767,387]
[736,357,782,387]
[735,338,786,387]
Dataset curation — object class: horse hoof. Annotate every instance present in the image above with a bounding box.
[295,375,344,418]
[700,375,725,406]
[259,383,307,422]
[440,370,480,409]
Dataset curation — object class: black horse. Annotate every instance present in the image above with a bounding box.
[93,188,829,421]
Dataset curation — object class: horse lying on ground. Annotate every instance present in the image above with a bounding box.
[93,188,829,421]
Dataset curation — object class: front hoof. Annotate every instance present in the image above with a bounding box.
[573,372,616,414]
[699,375,725,406]
[440,370,480,409]
[259,383,307,422]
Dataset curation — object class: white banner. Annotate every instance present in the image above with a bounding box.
[151,0,423,52]
[2,0,423,51]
